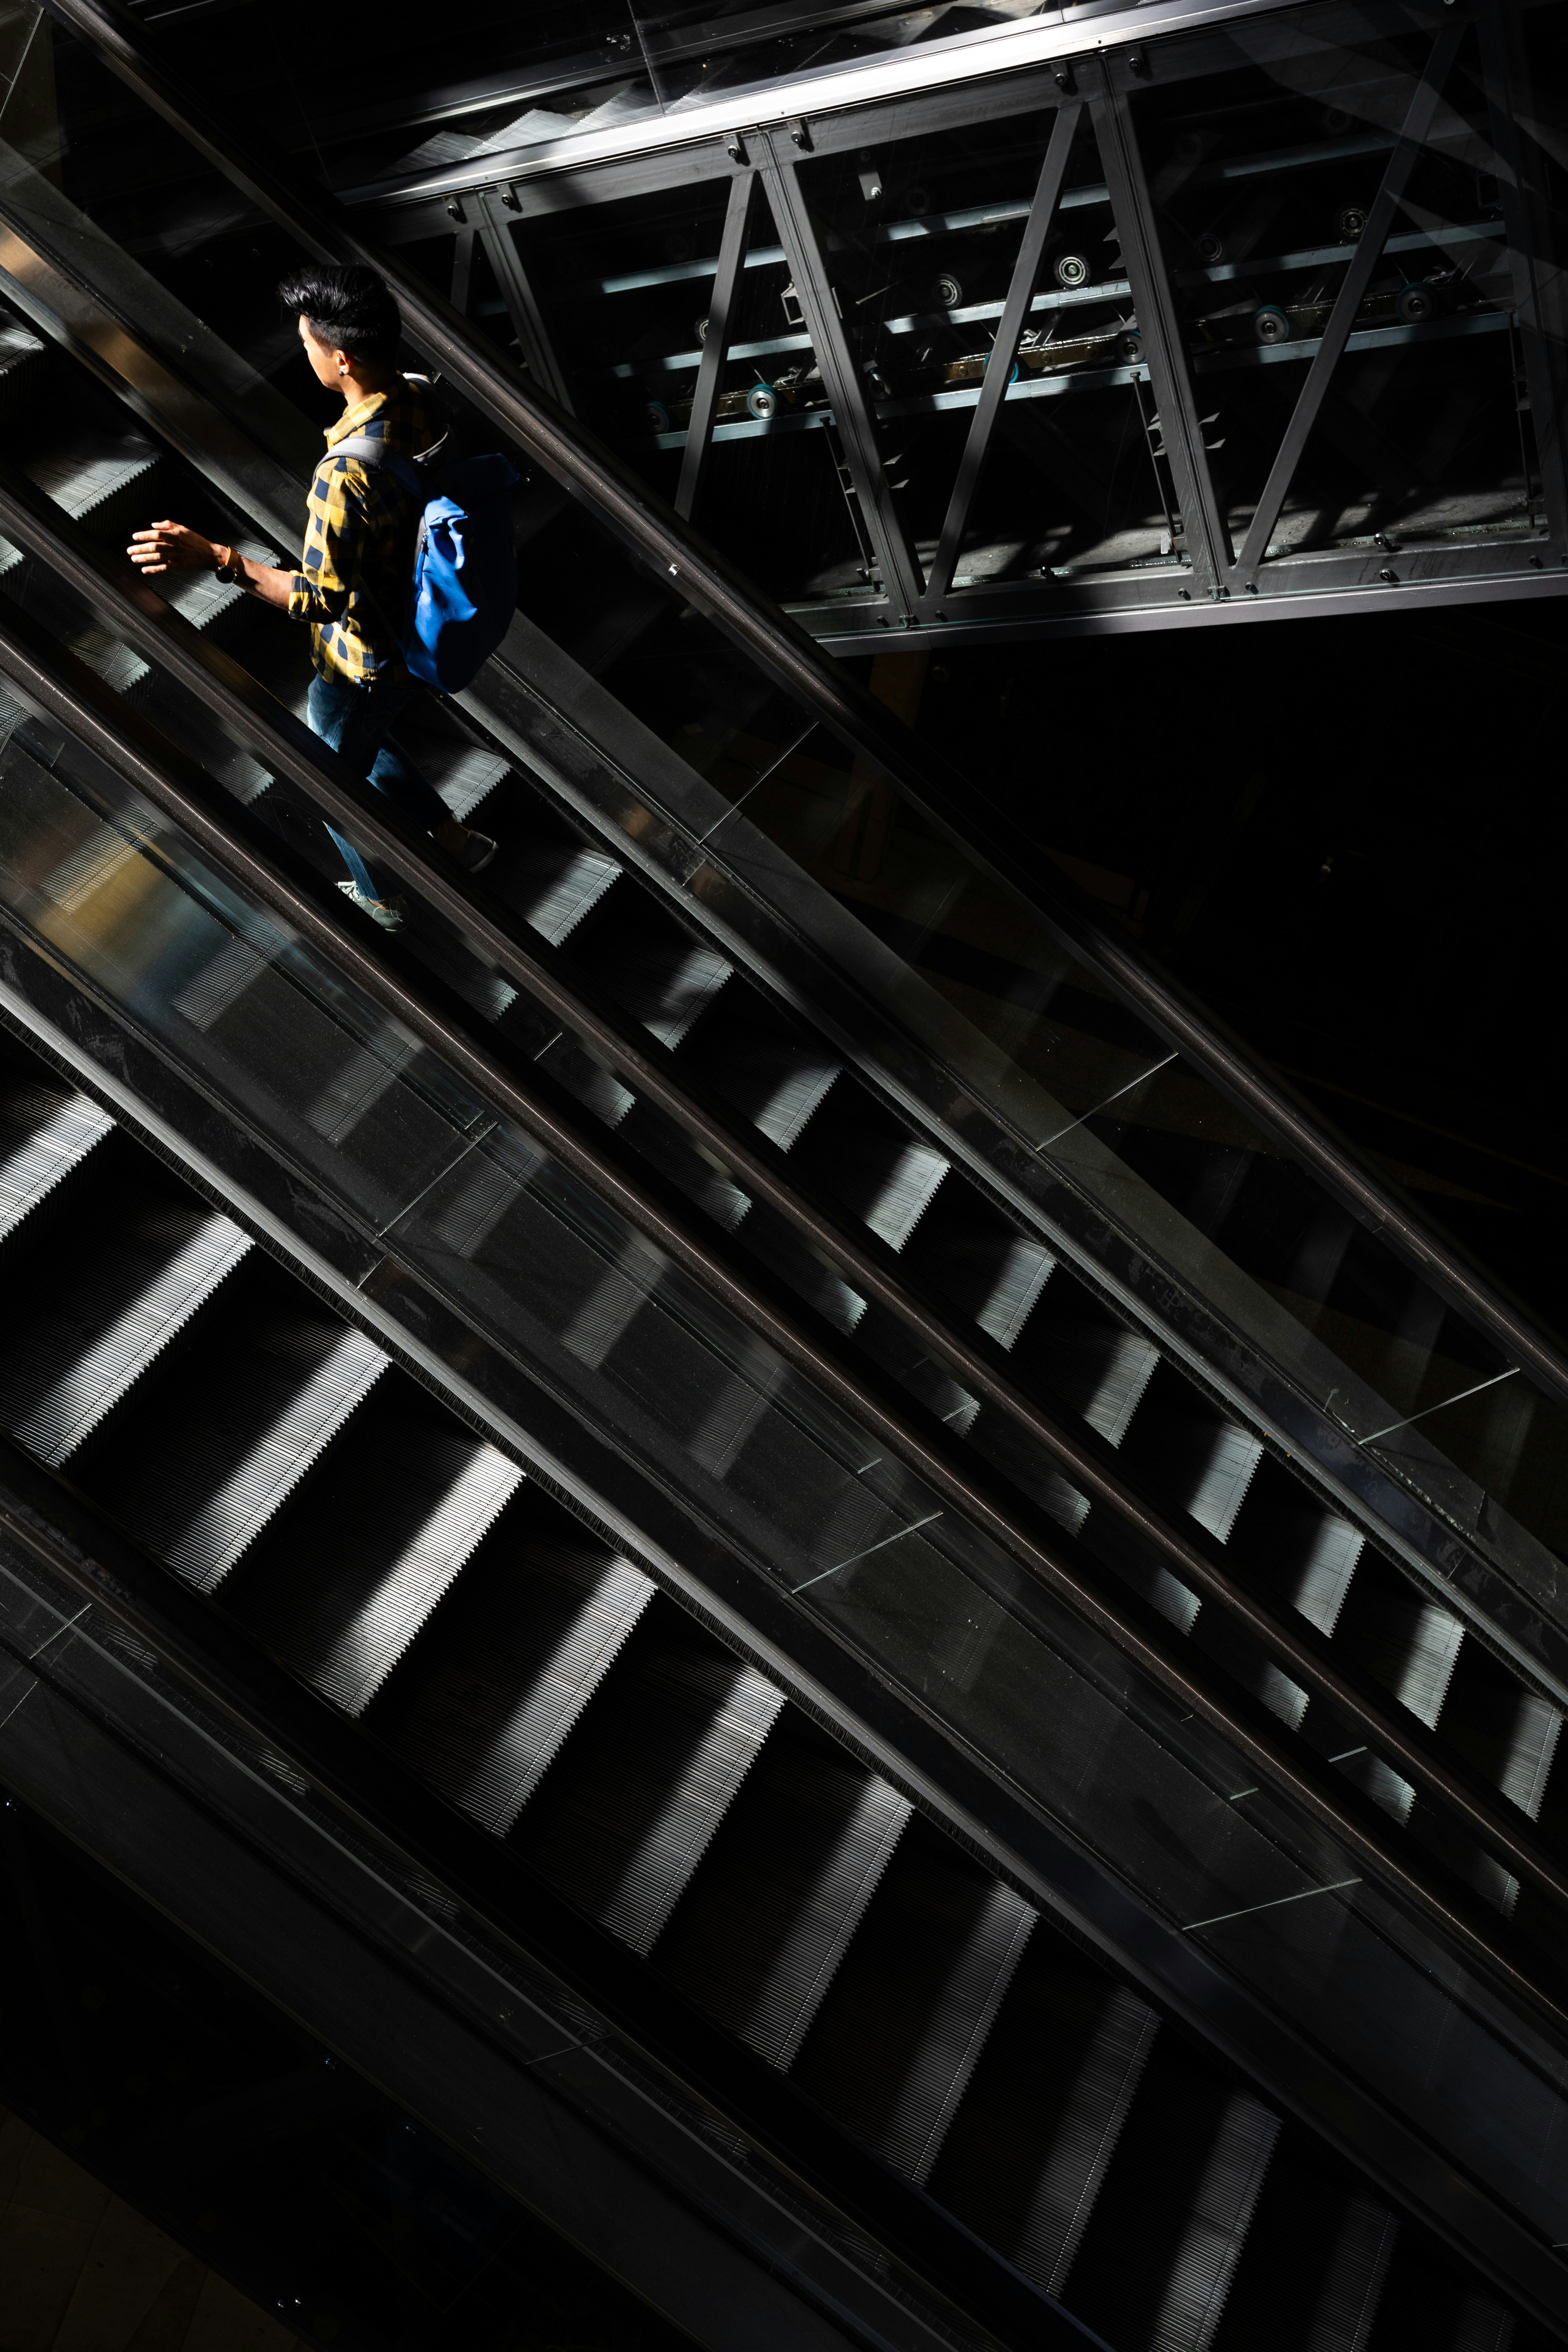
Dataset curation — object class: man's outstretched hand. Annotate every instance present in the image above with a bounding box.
[127,520,216,576]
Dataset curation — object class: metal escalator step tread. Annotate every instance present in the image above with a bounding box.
[1480,1691,1559,1823]
[423,744,511,822]
[1338,1572,1467,1732]
[1288,1515,1364,1639]
[1212,2135,1398,2352]
[6,1207,251,1465]
[23,430,160,525]
[1449,2286,1520,2352]
[600,939,734,1052]
[0,320,48,417]
[508,844,621,945]
[65,625,150,703]
[225,1411,524,1718]
[1066,2050,1280,2350]
[161,554,268,637]
[533,1036,637,1134]
[514,1633,786,1955]
[789,1827,1035,2182]
[867,1144,950,1254]
[686,1342,788,1480]
[747,1057,843,1153]
[927,1941,1158,2297]
[370,1535,654,1836]
[1306,2191,1399,2350]
[113,1319,389,1593]
[0,1085,114,1244]
[973,1236,1057,1351]
[1150,2090,1280,2352]
[1035,1317,1161,1448]
[1181,1422,1265,1544]
[653,1730,911,2069]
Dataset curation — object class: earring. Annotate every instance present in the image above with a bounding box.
[338,364,348,375]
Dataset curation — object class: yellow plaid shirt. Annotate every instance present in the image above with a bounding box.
[287,376,439,683]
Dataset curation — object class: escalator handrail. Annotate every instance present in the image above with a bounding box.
[5,569,1568,2057]
[41,0,1568,1431]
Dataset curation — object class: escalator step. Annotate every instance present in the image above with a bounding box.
[1066,2039,1278,2352]
[1209,2133,1397,2352]
[653,1716,911,2068]
[0,1081,114,1242]
[0,317,48,426]
[221,1383,523,1715]
[509,843,622,944]
[72,1298,387,1592]
[1,1202,249,1465]
[512,1610,785,1953]
[789,1819,1034,2183]
[23,426,162,539]
[927,1934,1158,2296]
[365,1519,654,1836]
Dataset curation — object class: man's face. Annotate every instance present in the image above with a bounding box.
[298,315,351,387]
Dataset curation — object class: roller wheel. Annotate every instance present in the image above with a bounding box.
[1395,282,1437,324]
[1055,252,1090,289]
[644,400,671,433]
[936,272,964,309]
[1116,328,1144,363]
[746,383,779,420]
[1253,304,1291,345]
[1336,203,1368,242]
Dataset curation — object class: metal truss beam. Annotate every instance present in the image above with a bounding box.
[810,562,1568,651]
[757,129,925,619]
[1234,22,1464,579]
[1092,69,1230,596]
[922,103,1082,614]
[475,189,575,412]
[677,169,754,521]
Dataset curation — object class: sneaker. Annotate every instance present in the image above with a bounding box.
[451,829,498,876]
[336,879,407,932]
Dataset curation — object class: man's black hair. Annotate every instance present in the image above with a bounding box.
[278,263,403,367]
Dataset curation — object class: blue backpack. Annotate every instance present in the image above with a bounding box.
[331,431,519,694]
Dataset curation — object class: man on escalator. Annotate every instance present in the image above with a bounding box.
[126,262,495,932]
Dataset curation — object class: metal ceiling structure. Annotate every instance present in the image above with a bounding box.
[319,0,1568,646]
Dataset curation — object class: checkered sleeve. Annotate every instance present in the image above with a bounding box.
[286,457,365,625]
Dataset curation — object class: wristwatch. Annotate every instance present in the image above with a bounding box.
[213,543,244,585]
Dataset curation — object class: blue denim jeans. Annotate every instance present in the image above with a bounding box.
[307,671,450,900]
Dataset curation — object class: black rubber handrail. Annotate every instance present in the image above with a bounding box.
[5,543,1568,2051]
[41,0,1568,1432]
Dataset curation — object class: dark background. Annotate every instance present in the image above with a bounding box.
[891,589,1568,1337]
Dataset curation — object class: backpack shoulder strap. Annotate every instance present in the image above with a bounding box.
[325,437,427,499]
